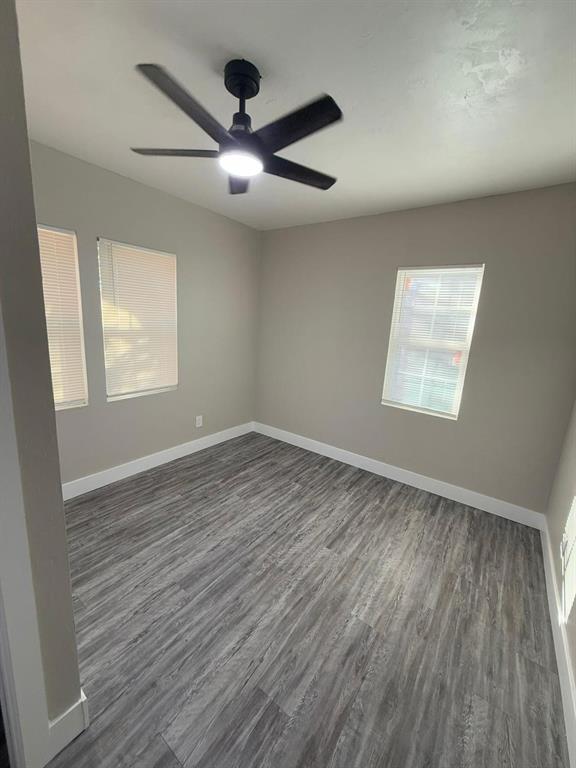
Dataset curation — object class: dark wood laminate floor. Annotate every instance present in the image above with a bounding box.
[49,433,568,768]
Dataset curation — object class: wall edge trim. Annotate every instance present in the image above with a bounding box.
[47,688,89,764]
[62,423,255,500]
[253,422,546,530]
[541,527,576,767]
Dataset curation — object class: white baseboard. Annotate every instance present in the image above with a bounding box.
[47,688,89,763]
[62,422,254,500]
[255,422,575,759]
[541,528,576,767]
[253,422,546,530]
[59,420,571,761]
[64,419,544,530]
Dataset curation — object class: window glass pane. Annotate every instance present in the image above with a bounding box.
[98,239,178,400]
[37,226,88,410]
[382,265,484,418]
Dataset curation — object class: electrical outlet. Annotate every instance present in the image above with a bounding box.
[195,415,203,428]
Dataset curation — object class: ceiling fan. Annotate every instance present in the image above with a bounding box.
[132,59,342,195]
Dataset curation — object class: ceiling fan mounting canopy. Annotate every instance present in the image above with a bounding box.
[224,59,261,101]
[132,59,342,195]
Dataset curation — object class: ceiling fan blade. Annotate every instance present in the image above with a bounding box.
[253,95,342,154]
[132,148,219,157]
[264,155,336,190]
[229,177,249,195]
[137,64,231,145]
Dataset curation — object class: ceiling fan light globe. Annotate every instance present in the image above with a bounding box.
[218,150,263,178]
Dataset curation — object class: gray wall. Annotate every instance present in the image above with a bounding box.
[547,399,576,676]
[30,143,261,484]
[0,5,80,723]
[257,184,576,513]
[28,142,576,516]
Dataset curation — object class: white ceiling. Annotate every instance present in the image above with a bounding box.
[16,0,576,231]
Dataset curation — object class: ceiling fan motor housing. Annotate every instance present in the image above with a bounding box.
[230,112,252,136]
[224,59,261,100]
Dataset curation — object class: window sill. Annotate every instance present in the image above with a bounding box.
[106,385,177,403]
[55,400,89,412]
[380,399,459,421]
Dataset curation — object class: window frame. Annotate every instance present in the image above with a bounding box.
[37,224,89,411]
[97,236,179,403]
[381,263,485,420]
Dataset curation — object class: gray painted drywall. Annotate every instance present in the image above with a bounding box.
[29,142,261,484]
[257,184,576,513]
[29,143,575,516]
[547,399,576,676]
[0,3,80,723]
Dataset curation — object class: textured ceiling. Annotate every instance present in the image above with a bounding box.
[16,0,576,230]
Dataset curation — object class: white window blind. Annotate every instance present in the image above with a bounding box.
[98,239,178,400]
[37,226,88,410]
[382,265,484,419]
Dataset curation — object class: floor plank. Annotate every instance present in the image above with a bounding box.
[48,433,568,768]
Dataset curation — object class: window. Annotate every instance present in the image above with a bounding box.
[98,238,178,401]
[561,497,576,623]
[37,226,88,410]
[382,265,484,419]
